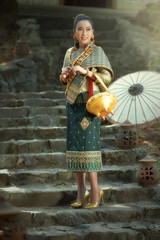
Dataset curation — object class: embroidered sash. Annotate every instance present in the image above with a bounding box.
[65,44,96,103]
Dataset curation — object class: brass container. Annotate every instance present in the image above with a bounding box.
[86,91,117,120]
[116,122,138,149]
[136,156,160,187]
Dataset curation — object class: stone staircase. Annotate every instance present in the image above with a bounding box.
[0,89,160,240]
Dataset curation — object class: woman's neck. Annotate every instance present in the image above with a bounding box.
[78,42,91,50]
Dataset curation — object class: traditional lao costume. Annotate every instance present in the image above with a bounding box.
[61,43,113,172]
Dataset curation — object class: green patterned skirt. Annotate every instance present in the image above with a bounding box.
[66,100,103,172]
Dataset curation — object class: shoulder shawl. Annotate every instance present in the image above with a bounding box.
[63,44,113,104]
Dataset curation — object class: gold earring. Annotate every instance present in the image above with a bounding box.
[91,34,95,43]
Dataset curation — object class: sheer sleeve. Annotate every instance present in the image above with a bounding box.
[91,67,113,91]
[60,49,70,85]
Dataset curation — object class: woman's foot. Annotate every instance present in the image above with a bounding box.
[71,189,90,208]
[84,188,104,209]
[90,187,101,203]
[76,187,87,202]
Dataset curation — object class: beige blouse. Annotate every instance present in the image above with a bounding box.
[81,67,112,93]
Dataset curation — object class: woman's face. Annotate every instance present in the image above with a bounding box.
[74,20,94,48]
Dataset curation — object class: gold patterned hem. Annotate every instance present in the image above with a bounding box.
[66,151,103,172]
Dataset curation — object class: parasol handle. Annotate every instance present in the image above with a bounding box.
[94,72,111,93]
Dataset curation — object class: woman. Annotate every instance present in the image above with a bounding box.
[60,14,113,209]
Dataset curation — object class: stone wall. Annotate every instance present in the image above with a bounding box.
[0,17,55,92]
[116,18,150,73]
[135,0,160,72]
[0,59,38,92]
[115,17,160,74]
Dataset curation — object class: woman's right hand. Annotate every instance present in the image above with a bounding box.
[61,67,72,79]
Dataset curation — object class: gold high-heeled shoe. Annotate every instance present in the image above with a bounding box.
[84,188,104,209]
[71,190,90,208]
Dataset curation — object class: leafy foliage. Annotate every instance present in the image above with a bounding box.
[137,0,160,35]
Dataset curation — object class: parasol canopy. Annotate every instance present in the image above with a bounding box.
[106,71,160,128]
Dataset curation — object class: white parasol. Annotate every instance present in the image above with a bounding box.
[106,71,160,128]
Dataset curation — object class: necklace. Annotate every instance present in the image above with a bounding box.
[69,44,92,67]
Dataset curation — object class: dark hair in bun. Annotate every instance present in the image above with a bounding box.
[73,14,94,30]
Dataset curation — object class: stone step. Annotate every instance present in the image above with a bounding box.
[38,18,117,31]
[26,220,160,240]
[39,84,65,92]
[0,152,66,169]
[0,165,137,187]
[0,138,67,154]
[102,148,146,166]
[0,106,66,126]
[0,118,30,128]
[19,201,160,228]
[0,136,116,154]
[18,3,132,18]
[0,126,66,141]
[0,148,146,170]
[0,90,65,100]
[59,116,66,127]
[0,98,65,108]
[0,168,74,187]
[0,116,66,128]
[0,125,119,141]
[0,182,159,207]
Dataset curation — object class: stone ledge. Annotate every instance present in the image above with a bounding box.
[0,165,138,186]
[18,200,160,228]
[26,220,160,240]
[0,182,159,207]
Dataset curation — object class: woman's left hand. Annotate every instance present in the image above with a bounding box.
[71,66,87,76]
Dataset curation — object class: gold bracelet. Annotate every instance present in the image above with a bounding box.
[85,68,90,77]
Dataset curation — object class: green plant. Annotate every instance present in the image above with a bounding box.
[148,60,160,68]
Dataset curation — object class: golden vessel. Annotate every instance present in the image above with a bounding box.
[86,91,117,120]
